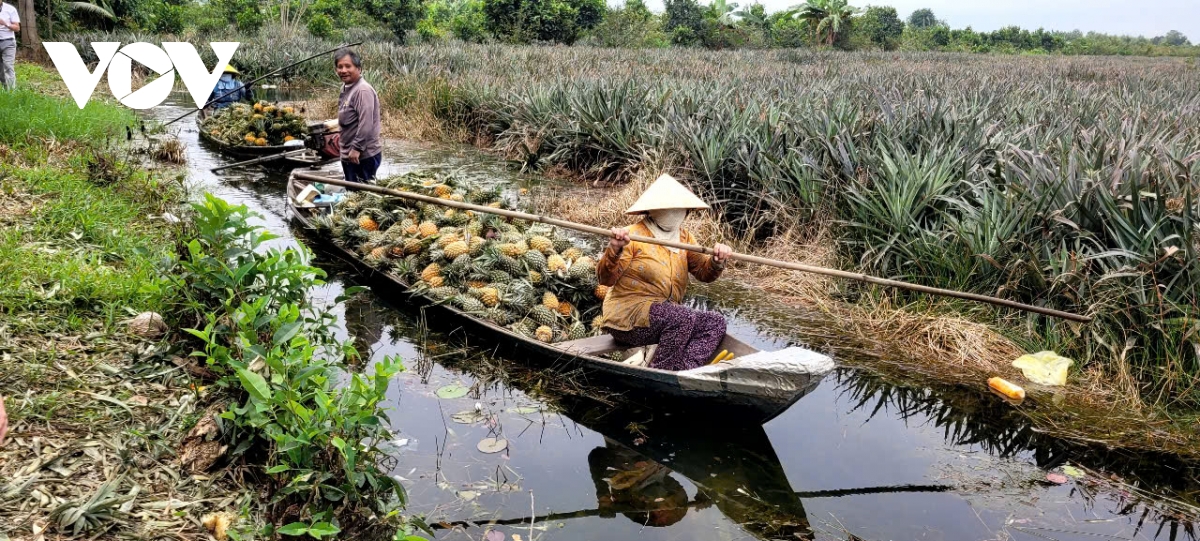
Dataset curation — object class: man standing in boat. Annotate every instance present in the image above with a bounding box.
[334,48,382,183]
[598,174,733,371]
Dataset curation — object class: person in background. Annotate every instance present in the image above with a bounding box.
[205,64,252,112]
[0,396,8,446]
[334,48,382,183]
[598,174,733,371]
[0,0,19,90]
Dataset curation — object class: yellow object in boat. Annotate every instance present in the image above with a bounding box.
[710,350,729,365]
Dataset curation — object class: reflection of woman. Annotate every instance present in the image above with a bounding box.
[588,438,691,527]
[598,174,732,371]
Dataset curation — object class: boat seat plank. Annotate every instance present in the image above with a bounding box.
[555,335,626,355]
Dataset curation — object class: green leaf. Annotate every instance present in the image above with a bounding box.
[266,464,290,474]
[273,321,303,345]
[236,367,272,402]
[277,522,309,536]
[435,383,469,399]
[307,522,340,538]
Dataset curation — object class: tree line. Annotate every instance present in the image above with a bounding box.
[18,0,1199,57]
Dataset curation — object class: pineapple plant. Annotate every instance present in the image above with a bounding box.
[528,270,544,285]
[436,233,461,249]
[542,292,560,311]
[418,221,439,237]
[468,236,487,256]
[456,296,487,313]
[498,242,528,258]
[428,286,457,300]
[433,184,452,197]
[426,275,446,288]
[403,238,424,255]
[471,287,501,307]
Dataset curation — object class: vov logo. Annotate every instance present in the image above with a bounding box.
[44,42,240,110]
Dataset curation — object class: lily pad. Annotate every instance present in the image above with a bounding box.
[477,437,508,454]
[1062,465,1084,478]
[508,406,540,415]
[436,384,469,399]
[452,410,488,424]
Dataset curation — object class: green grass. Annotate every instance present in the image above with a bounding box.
[0,65,135,148]
[0,64,181,333]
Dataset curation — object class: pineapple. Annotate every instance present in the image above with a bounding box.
[528,270,544,285]
[535,326,554,343]
[591,315,606,330]
[389,245,405,258]
[522,250,547,272]
[436,233,461,249]
[547,254,568,273]
[542,292,560,311]
[567,321,588,340]
[498,242,528,258]
[472,287,500,307]
[561,247,583,262]
[405,223,420,235]
[468,236,487,256]
[488,270,512,284]
[557,300,574,317]
[569,257,596,281]
[428,286,457,299]
[426,275,445,288]
[552,236,573,253]
[456,296,487,313]
[403,238,424,255]
[528,235,554,255]
[420,263,442,282]
[418,221,439,238]
[433,184,452,197]
[594,284,610,300]
[467,279,489,289]
[358,214,379,232]
[450,193,465,202]
[487,308,517,326]
[530,305,558,327]
[444,240,470,259]
[368,246,388,261]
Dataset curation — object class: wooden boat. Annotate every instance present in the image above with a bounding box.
[198,109,336,168]
[286,173,835,425]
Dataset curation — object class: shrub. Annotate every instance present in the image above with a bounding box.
[235,7,264,32]
[307,13,335,38]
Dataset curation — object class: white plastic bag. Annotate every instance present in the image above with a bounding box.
[1012,351,1073,386]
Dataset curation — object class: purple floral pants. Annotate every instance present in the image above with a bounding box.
[608,302,727,371]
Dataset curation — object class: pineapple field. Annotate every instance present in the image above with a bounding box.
[324,171,610,345]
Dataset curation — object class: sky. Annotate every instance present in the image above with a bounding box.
[635,0,1198,42]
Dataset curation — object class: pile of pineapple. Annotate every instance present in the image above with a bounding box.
[201,101,309,147]
[327,171,611,344]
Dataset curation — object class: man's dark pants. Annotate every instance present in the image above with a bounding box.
[341,153,382,183]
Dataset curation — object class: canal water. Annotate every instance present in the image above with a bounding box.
[151,96,1199,541]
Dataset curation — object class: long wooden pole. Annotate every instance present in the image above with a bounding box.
[162,41,364,128]
[293,172,1093,323]
[211,148,309,172]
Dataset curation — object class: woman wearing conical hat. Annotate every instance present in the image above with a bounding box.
[597,174,733,371]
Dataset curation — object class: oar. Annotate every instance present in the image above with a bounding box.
[292,172,1093,323]
[162,41,364,128]
[211,148,311,172]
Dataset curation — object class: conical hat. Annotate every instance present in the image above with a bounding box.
[625,174,710,214]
